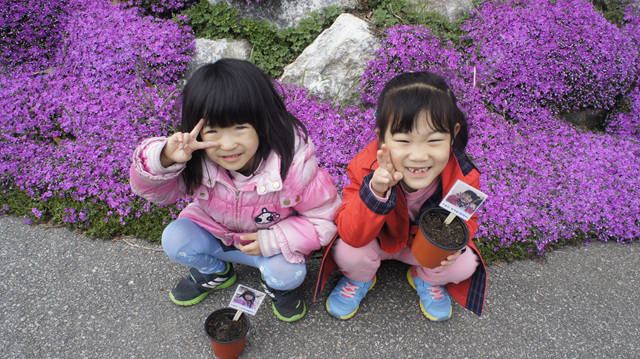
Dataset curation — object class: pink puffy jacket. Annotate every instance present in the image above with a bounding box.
[130,133,341,264]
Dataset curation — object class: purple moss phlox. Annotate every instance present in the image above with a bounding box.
[0,0,69,72]
[0,0,194,227]
[462,0,639,119]
[1,0,639,254]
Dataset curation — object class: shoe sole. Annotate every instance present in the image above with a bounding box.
[272,301,307,322]
[406,268,451,322]
[326,276,377,320]
[259,276,307,322]
[169,272,238,306]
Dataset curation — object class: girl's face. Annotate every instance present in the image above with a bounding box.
[382,113,459,192]
[459,192,473,204]
[201,123,260,175]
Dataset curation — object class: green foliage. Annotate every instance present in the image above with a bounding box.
[280,6,344,54]
[589,0,635,26]
[238,18,283,76]
[177,1,342,77]
[473,229,592,265]
[0,187,174,242]
[364,0,465,43]
[177,2,243,39]
[372,0,414,27]
[474,237,539,265]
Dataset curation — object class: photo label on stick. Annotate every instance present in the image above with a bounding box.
[439,180,487,221]
[228,284,266,316]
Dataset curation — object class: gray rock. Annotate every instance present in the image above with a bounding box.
[208,0,359,30]
[185,38,252,81]
[560,108,607,130]
[279,13,380,105]
[407,0,473,23]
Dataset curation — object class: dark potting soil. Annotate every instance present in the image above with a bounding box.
[206,312,248,342]
[420,211,467,249]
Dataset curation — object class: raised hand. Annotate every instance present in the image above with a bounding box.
[371,143,403,197]
[160,118,218,167]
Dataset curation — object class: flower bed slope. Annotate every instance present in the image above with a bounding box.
[1,0,193,236]
[1,0,639,261]
[462,0,639,120]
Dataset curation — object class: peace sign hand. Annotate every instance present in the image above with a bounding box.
[371,143,403,197]
[160,119,218,167]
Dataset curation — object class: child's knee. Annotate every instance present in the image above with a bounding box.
[332,239,381,270]
[161,219,195,260]
[261,263,306,290]
[419,249,479,285]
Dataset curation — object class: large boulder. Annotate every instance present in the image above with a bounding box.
[208,0,358,30]
[279,13,380,105]
[185,38,252,81]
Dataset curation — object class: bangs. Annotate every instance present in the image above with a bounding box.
[181,60,278,133]
[383,85,454,136]
[202,85,262,129]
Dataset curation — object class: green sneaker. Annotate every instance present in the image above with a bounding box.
[169,263,237,306]
[260,276,306,322]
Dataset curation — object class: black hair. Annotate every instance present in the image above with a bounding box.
[180,59,308,195]
[463,190,480,201]
[240,290,255,307]
[375,72,468,151]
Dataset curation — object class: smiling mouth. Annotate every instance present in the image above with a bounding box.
[221,153,243,160]
[406,167,429,174]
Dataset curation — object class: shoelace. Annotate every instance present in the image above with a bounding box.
[427,285,445,300]
[339,281,361,298]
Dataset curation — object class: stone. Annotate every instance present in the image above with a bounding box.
[185,38,252,80]
[560,109,607,130]
[279,13,380,105]
[208,0,359,30]
[407,0,473,23]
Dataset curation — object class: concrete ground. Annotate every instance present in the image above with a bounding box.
[1,215,639,358]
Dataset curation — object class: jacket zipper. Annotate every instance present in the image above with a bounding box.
[235,189,241,230]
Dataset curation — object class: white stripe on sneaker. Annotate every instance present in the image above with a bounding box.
[201,277,229,289]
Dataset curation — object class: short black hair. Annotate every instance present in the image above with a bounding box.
[375,72,468,151]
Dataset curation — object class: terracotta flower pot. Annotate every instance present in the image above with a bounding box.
[411,208,469,269]
[204,308,250,359]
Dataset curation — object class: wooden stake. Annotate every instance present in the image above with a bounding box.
[473,66,476,88]
[233,310,242,321]
[444,212,456,226]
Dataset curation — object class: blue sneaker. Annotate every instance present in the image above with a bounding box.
[407,266,452,321]
[326,275,376,320]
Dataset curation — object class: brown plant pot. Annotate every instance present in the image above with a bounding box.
[204,308,250,359]
[411,208,469,269]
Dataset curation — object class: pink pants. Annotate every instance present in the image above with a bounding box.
[332,238,479,286]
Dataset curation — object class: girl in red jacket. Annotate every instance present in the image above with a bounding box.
[316,71,487,321]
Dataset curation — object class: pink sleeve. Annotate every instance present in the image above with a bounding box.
[129,137,187,205]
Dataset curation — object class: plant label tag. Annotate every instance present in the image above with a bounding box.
[439,180,488,221]
[229,284,267,316]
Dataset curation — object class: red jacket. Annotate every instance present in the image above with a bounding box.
[314,139,487,316]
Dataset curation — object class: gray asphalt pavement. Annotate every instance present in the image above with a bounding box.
[1,215,639,358]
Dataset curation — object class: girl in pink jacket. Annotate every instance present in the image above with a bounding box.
[130,59,341,322]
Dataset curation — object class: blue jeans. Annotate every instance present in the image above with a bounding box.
[162,218,306,290]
